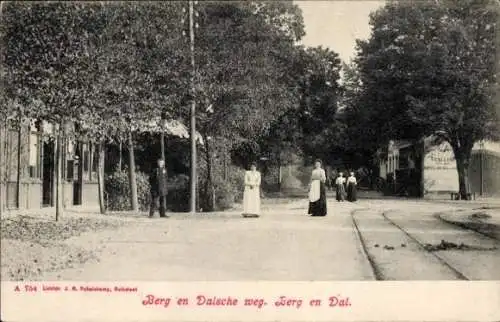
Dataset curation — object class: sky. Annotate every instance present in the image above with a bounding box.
[295,1,386,63]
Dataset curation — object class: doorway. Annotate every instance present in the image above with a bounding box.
[42,141,54,206]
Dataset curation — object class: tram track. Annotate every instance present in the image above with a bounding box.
[381,210,469,280]
[348,207,494,280]
[349,208,383,281]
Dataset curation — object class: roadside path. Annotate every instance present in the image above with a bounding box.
[40,199,375,281]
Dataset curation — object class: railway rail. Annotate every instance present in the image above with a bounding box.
[349,207,499,281]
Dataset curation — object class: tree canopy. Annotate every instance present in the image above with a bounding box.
[345,0,499,197]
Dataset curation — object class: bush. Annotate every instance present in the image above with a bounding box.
[166,174,190,212]
[213,180,236,210]
[227,166,245,202]
[105,170,191,212]
[198,165,245,211]
[105,169,151,211]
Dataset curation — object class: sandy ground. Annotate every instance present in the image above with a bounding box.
[37,200,376,281]
[2,197,498,281]
[1,211,133,281]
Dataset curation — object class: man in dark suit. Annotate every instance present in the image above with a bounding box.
[149,158,168,218]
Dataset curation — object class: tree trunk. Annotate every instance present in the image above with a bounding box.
[277,147,282,189]
[418,139,425,198]
[127,131,139,211]
[223,147,227,181]
[16,123,22,209]
[204,137,215,212]
[118,138,122,171]
[97,141,106,214]
[160,132,166,161]
[455,151,471,200]
[55,126,64,221]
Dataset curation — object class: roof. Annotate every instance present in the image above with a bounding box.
[389,137,500,155]
[472,140,500,156]
[39,118,204,145]
[130,118,204,144]
[389,140,413,150]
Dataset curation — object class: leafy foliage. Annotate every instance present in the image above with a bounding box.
[261,45,343,166]
[346,0,499,197]
[2,2,105,128]
[165,174,190,212]
[105,169,151,212]
[174,1,306,210]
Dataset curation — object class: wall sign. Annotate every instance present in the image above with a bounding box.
[424,142,456,169]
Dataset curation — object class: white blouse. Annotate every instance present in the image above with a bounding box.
[335,177,346,185]
[245,170,261,187]
[347,176,357,184]
[311,168,326,183]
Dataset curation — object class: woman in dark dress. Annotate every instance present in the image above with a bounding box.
[335,172,346,202]
[308,159,327,217]
[346,172,358,202]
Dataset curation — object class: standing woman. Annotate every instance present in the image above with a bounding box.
[242,163,261,218]
[346,172,358,202]
[308,159,327,217]
[335,172,346,202]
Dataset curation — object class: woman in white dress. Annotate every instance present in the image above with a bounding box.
[335,172,346,202]
[308,159,327,217]
[242,163,261,218]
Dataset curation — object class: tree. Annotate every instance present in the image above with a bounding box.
[174,1,304,210]
[295,46,343,165]
[260,45,343,171]
[2,2,108,219]
[2,2,186,215]
[353,0,499,199]
[341,60,387,176]
[81,2,185,213]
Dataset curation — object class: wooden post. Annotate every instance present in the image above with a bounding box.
[0,0,3,214]
[189,0,197,214]
[0,122,4,215]
[160,132,166,162]
[160,117,167,211]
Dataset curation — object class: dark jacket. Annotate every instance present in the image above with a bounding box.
[149,167,168,196]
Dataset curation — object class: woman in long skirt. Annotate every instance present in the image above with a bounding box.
[335,172,346,202]
[308,159,327,217]
[242,163,261,218]
[346,172,357,202]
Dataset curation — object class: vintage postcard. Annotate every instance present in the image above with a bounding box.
[1,0,499,321]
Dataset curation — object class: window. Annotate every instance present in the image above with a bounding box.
[66,160,74,181]
[83,149,90,172]
[92,145,99,173]
[81,143,97,181]
[65,138,75,181]
[28,125,41,179]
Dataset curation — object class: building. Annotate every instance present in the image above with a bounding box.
[0,118,201,213]
[0,120,101,212]
[378,137,500,197]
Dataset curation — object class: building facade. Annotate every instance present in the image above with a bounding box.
[379,138,500,197]
[0,120,100,212]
